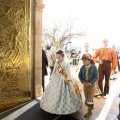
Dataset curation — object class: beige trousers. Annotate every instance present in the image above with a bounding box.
[84,83,95,102]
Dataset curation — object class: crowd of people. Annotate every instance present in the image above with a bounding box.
[41,39,119,119]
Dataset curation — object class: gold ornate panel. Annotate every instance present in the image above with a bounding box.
[0,0,31,112]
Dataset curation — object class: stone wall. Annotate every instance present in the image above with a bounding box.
[33,0,44,98]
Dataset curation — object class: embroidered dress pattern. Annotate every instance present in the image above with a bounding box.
[40,60,83,115]
[57,62,83,100]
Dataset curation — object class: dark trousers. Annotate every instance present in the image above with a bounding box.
[118,61,120,71]
[42,76,45,92]
[98,61,111,95]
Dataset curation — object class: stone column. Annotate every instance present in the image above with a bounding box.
[34,0,44,98]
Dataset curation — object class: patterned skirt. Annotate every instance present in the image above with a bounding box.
[40,75,83,115]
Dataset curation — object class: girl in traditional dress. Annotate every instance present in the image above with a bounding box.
[40,50,83,115]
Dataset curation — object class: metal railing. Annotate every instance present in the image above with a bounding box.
[69,58,80,66]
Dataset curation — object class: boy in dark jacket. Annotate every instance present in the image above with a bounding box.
[79,53,98,119]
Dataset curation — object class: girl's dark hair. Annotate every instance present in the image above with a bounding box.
[56,50,64,57]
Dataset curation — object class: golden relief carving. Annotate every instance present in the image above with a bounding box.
[0,0,31,112]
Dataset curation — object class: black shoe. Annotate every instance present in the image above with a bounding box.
[110,78,116,80]
[84,113,92,118]
[94,95,98,97]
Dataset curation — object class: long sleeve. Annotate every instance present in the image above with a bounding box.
[78,67,84,83]
[51,53,56,63]
[93,49,100,63]
[93,48,118,72]
[42,49,48,66]
[47,51,50,66]
[65,61,73,80]
[111,50,117,71]
[49,61,57,80]
[89,66,98,85]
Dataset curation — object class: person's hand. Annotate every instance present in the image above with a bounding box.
[99,60,103,64]
[111,71,115,75]
[84,83,90,87]
[65,80,70,85]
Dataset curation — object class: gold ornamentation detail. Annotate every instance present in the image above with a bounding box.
[0,0,31,112]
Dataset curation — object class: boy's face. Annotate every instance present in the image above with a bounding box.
[82,59,90,66]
